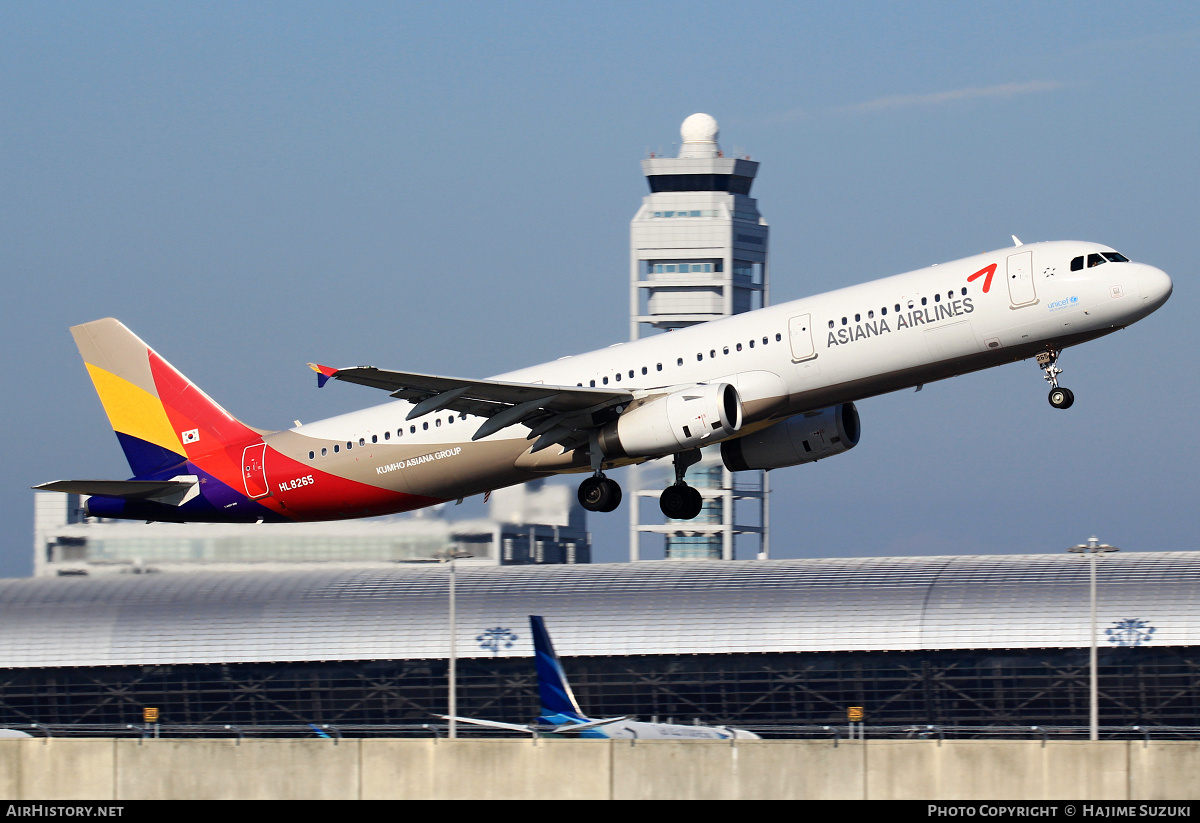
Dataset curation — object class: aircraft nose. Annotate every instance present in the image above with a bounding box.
[1137,265,1173,311]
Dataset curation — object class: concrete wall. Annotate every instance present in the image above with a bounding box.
[2,738,1199,800]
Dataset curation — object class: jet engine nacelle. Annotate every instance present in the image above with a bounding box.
[598,383,743,458]
[721,403,860,472]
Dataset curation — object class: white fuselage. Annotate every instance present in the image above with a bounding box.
[277,240,1171,501]
[579,719,758,740]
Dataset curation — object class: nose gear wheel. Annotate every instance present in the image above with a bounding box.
[1048,387,1075,409]
[1036,349,1074,409]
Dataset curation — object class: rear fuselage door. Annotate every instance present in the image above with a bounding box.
[1007,250,1038,307]
[788,314,817,362]
[242,443,270,499]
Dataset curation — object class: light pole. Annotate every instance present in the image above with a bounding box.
[439,549,473,740]
[449,555,457,740]
[1067,536,1120,741]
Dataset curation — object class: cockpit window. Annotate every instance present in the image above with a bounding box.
[1073,251,1129,271]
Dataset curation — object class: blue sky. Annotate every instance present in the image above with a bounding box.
[2,2,1197,576]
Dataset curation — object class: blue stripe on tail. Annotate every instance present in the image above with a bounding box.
[530,615,585,720]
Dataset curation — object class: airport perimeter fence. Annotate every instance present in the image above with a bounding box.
[7,723,1200,742]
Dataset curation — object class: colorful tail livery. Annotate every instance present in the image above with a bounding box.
[443,616,760,739]
[35,318,437,523]
[38,240,1170,524]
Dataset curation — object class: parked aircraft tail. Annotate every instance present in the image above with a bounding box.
[531,614,588,721]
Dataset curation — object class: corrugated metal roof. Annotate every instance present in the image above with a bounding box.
[0,552,1193,668]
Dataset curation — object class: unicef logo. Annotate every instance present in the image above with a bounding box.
[1106,618,1155,646]
[1047,296,1080,312]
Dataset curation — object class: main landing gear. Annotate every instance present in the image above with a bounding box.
[577,474,622,513]
[659,484,703,520]
[658,450,704,521]
[575,446,707,520]
[577,433,622,513]
[1037,349,1075,410]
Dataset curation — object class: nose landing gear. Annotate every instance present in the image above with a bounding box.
[1037,349,1074,409]
[1048,386,1075,409]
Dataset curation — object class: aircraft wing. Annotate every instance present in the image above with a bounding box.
[309,364,635,451]
[32,477,200,507]
[438,714,629,735]
[437,715,537,734]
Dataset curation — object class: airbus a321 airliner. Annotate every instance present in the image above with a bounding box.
[38,239,1171,522]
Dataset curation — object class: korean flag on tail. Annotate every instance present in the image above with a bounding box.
[181,429,200,444]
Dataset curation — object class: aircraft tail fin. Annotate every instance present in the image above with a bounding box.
[530,615,586,720]
[70,318,265,477]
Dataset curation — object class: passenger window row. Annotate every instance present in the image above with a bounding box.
[828,287,970,328]
[578,333,784,387]
[307,413,467,459]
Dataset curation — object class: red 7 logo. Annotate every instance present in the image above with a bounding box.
[968,263,998,293]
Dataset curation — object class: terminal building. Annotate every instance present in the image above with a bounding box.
[0,550,1195,732]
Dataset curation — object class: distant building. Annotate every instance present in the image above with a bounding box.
[33,479,589,577]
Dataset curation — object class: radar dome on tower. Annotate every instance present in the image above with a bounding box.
[679,113,720,158]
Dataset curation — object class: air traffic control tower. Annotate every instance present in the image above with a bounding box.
[628,113,769,561]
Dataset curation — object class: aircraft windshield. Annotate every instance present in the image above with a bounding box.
[1070,250,1130,271]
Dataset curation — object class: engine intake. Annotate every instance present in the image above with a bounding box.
[721,403,860,472]
[598,383,742,458]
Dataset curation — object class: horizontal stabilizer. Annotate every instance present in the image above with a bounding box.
[34,476,200,507]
